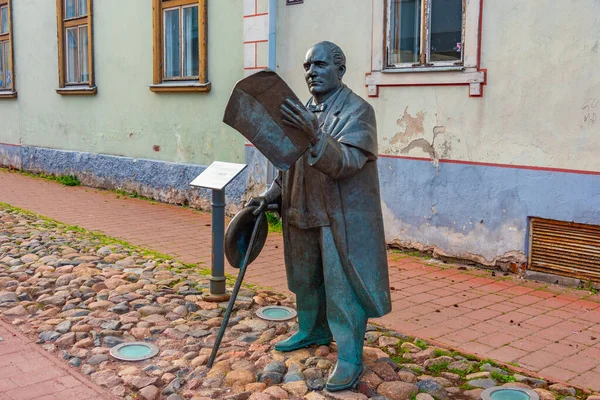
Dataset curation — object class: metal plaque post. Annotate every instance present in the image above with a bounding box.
[190,161,247,302]
[209,188,227,299]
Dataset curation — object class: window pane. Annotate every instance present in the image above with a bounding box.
[79,26,89,82]
[66,27,79,83]
[183,6,199,77]
[0,41,4,88]
[430,0,463,62]
[1,6,8,34]
[389,0,421,64]
[65,0,76,18]
[4,41,10,88]
[78,0,87,16]
[164,8,181,78]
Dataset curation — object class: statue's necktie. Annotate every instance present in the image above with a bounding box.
[307,103,326,113]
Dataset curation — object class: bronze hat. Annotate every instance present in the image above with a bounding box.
[224,206,269,269]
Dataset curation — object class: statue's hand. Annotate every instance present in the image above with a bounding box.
[280,98,319,145]
[245,196,268,216]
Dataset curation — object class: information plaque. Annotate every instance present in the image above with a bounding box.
[190,161,247,190]
[189,161,248,302]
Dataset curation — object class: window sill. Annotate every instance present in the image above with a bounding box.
[149,81,211,93]
[0,90,17,99]
[366,68,486,97]
[382,65,465,73]
[56,86,98,95]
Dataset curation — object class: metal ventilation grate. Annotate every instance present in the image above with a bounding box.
[528,218,600,282]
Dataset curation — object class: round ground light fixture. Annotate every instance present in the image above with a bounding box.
[110,342,159,362]
[481,387,540,400]
[256,306,297,321]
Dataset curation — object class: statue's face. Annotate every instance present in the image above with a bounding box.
[303,45,344,98]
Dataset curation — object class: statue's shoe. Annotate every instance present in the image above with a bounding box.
[325,359,363,392]
[273,331,333,352]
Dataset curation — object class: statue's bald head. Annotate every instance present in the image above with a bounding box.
[303,42,347,102]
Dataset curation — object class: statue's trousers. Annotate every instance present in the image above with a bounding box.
[287,224,367,365]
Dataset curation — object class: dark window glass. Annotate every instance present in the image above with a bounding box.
[389,0,421,64]
[430,0,463,62]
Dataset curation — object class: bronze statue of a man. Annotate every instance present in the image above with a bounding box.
[248,41,391,391]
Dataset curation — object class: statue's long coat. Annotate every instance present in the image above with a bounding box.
[267,86,392,318]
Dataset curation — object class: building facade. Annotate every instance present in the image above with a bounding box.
[1,0,599,277]
[0,0,246,209]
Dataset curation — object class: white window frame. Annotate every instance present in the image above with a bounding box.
[0,4,8,35]
[65,24,89,84]
[65,0,87,19]
[162,3,199,81]
[386,0,464,69]
[367,0,485,97]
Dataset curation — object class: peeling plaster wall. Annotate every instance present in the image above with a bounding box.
[244,144,600,267]
[0,0,245,166]
[268,0,600,264]
[378,157,600,266]
[276,0,600,171]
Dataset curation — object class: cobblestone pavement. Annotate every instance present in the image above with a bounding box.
[2,169,600,393]
[0,205,596,400]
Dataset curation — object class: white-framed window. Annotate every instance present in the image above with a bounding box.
[0,39,8,89]
[367,0,485,97]
[65,0,88,84]
[66,24,89,84]
[163,4,199,80]
[388,0,464,69]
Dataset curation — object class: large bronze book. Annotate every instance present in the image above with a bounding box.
[223,70,310,172]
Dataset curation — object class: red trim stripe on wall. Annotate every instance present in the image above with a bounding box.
[243,144,600,176]
[244,12,268,18]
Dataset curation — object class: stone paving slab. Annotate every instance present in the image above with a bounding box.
[0,315,113,400]
[2,169,600,392]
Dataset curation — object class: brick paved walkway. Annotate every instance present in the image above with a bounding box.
[2,169,600,392]
[0,317,112,400]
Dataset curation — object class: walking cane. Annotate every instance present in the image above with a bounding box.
[207,204,276,368]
